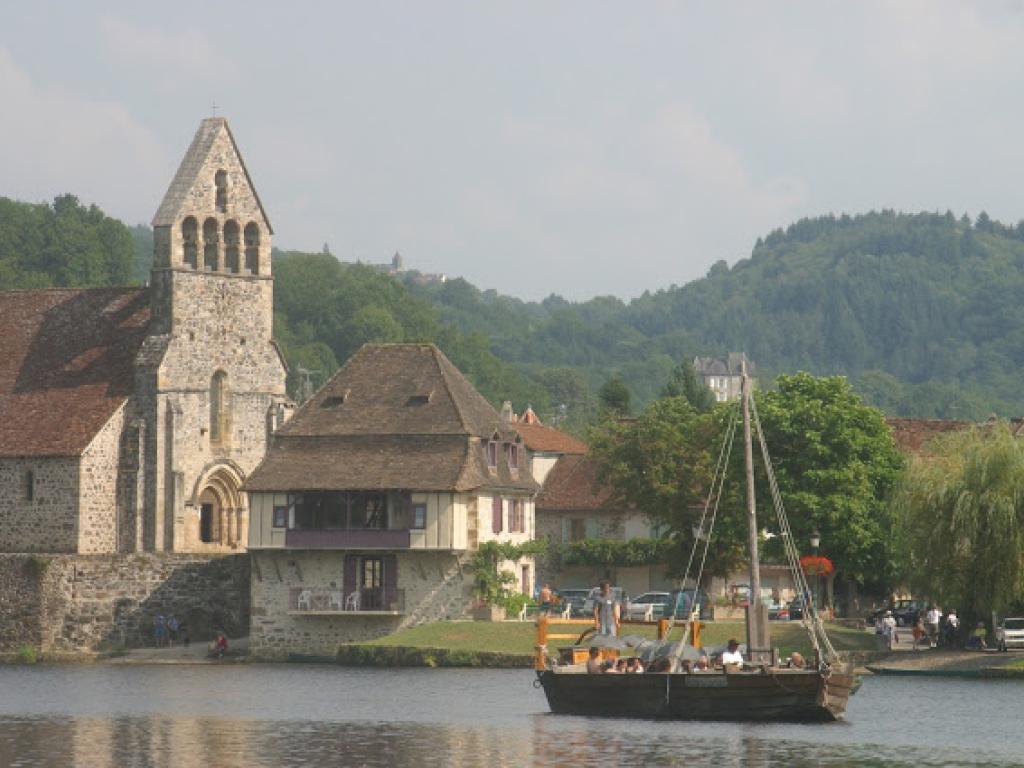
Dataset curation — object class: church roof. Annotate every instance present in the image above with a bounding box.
[245,343,538,493]
[151,117,273,233]
[0,287,150,457]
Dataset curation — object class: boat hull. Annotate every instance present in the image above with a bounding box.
[537,667,855,723]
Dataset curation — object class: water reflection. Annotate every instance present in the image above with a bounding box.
[0,667,1021,767]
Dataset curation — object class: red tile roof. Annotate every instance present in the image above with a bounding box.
[0,288,150,457]
[885,417,971,453]
[513,422,588,455]
[535,454,617,511]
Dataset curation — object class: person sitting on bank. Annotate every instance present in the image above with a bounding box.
[593,581,621,637]
[720,639,744,670]
[586,646,603,674]
[966,621,988,651]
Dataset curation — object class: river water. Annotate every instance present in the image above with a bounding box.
[0,665,1020,767]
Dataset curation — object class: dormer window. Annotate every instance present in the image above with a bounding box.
[486,440,498,469]
[507,442,519,470]
[407,391,432,406]
[321,389,350,409]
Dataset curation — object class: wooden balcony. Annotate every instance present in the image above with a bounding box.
[284,528,412,549]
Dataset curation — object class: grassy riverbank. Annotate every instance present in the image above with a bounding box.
[355,619,876,659]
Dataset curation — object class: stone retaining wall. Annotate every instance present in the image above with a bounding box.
[0,553,249,651]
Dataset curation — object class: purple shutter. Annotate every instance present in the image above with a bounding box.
[492,496,503,534]
[383,555,398,609]
[343,554,358,601]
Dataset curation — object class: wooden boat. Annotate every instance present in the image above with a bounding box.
[535,363,857,723]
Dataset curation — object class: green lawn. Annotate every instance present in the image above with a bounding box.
[361,619,875,657]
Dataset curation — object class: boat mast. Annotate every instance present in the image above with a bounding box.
[742,361,771,664]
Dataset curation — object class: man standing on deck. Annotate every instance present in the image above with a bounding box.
[593,581,621,636]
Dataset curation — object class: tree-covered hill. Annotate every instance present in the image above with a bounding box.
[6,193,1024,420]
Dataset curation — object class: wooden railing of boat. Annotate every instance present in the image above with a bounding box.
[534,615,703,670]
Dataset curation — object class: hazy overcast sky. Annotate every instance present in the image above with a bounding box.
[4,2,1024,299]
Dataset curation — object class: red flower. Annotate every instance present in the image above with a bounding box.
[799,555,834,576]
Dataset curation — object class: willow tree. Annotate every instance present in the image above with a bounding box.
[892,423,1024,627]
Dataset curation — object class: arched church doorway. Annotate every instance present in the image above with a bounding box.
[194,466,246,549]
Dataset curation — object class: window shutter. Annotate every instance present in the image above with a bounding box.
[383,555,398,609]
[492,496,503,534]
[343,554,358,600]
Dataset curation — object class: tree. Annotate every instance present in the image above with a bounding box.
[755,373,904,594]
[661,361,715,412]
[598,373,632,415]
[589,397,746,580]
[892,424,1024,628]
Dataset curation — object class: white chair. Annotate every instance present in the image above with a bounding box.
[328,591,344,610]
[518,604,529,622]
[344,591,361,611]
[560,603,572,620]
[296,589,313,610]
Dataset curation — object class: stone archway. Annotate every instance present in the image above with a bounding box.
[191,464,247,550]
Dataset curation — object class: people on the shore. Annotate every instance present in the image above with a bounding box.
[943,608,960,646]
[539,583,554,614]
[720,639,744,670]
[209,632,229,659]
[586,646,603,673]
[912,616,926,651]
[153,615,167,647]
[925,605,942,648]
[966,622,987,651]
[167,615,179,647]
[877,610,898,651]
[593,581,621,637]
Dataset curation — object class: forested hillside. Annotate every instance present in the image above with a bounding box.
[5,194,1024,421]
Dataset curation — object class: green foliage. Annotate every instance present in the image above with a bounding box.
[755,373,905,588]
[16,645,38,664]
[892,424,1024,628]
[598,373,632,415]
[559,538,674,568]
[468,540,549,607]
[500,592,532,617]
[589,397,746,579]
[0,195,135,290]
[661,361,715,411]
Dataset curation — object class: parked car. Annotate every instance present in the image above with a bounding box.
[767,600,788,620]
[995,617,1024,652]
[582,586,631,618]
[625,591,673,620]
[669,588,714,621]
[787,595,810,620]
[556,588,591,618]
[867,599,928,627]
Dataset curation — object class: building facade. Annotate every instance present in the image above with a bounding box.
[0,117,289,555]
[693,352,756,403]
[244,343,538,656]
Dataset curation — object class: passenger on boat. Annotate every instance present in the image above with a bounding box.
[693,655,711,671]
[788,652,805,669]
[612,658,628,673]
[720,639,744,670]
[626,657,644,674]
[646,657,672,673]
[586,646,603,673]
[593,580,621,636]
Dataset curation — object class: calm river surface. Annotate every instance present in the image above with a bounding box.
[0,665,1020,767]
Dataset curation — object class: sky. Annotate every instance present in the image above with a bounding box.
[4,2,1024,300]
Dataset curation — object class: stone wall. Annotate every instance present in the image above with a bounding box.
[0,552,249,651]
[78,403,125,553]
[250,550,473,658]
[0,457,80,553]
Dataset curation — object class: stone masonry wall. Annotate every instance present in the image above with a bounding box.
[0,457,80,553]
[78,403,125,554]
[0,553,249,651]
[250,550,473,658]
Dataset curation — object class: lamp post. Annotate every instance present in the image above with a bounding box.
[809,528,821,610]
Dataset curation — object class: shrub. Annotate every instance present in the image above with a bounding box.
[16,645,38,664]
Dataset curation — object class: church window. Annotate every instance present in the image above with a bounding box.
[210,370,229,444]
[224,220,240,273]
[181,216,198,269]
[203,218,219,271]
[24,470,34,502]
[244,222,260,274]
[215,170,228,213]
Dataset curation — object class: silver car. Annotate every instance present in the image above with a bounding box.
[995,617,1024,651]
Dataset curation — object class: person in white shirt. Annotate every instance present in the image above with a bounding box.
[925,605,942,648]
[720,639,744,669]
[878,610,898,651]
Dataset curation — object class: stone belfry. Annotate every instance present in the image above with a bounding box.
[138,117,288,553]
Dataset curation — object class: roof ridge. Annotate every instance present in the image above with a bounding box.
[432,345,472,435]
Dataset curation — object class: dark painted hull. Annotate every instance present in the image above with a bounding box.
[537,667,855,723]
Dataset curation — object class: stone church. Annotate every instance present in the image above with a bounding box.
[0,117,289,555]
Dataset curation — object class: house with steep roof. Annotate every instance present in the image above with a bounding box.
[693,353,756,403]
[0,117,289,554]
[244,343,539,656]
